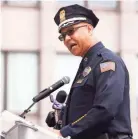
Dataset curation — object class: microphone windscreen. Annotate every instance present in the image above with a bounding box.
[62,76,70,84]
[56,90,67,103]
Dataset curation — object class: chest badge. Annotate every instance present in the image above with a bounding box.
[83,66,92,77]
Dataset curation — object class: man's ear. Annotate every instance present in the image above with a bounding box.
[88,24,93,35]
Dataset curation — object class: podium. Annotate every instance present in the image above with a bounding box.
[0,110,62,139]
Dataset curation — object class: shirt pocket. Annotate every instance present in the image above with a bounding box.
[71,75,96,108]
[72,75,95,88]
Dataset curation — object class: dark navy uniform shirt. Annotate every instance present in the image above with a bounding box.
[60,42,132,139]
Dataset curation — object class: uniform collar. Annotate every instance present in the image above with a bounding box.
[81,42,104,68]
[84,41,104,58]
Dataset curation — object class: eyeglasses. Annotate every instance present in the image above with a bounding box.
[58,25,87,41]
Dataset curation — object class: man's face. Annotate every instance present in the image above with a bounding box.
[59,23,92,57]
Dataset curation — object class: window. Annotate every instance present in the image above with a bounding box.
[0,52,4,112]
[137,55,138,117]
[53,54,81,95]
[56,0,84,8]
[136,89,138,118]
[136,1,138,11]
[122,53,138,118]
[88,0,118,10]
[2,0,39,7]
[7,53,38,113]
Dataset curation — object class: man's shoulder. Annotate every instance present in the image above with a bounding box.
[97,48,128,71]
[98,48,121,62]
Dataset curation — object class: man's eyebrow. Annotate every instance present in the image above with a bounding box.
[61,28,74,33]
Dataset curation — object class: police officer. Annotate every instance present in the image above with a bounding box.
[52,4,133,139]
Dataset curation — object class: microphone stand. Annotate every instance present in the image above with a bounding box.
[54,120,62,130]
[53,106,63,130]
[19,102,36,118]
[19,89,47,118]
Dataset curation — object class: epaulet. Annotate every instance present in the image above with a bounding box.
[97,48,114,61]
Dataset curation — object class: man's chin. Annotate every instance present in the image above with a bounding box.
[71,51,81,56]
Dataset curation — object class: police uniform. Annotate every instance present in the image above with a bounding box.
[54,4,133,139]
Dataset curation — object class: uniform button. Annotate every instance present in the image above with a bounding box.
[97,52,101,56]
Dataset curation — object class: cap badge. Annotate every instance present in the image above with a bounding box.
[60,10,66,23]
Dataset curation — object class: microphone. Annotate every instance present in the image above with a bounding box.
[56,90,67,103]
[33,76,70,103]
[52,90,67,110]
[46,90,67,129]
[54,91,67,129]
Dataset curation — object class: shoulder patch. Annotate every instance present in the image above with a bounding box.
[100,61,115,73]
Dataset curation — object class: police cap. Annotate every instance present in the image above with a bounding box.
[54,4,99,32]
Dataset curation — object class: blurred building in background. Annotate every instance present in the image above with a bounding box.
[0,0,138,138]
